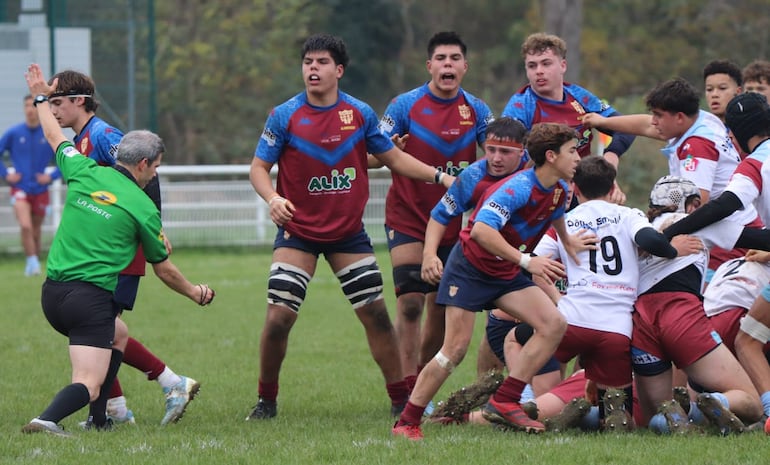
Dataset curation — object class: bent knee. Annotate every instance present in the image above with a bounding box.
[397,295,424,322]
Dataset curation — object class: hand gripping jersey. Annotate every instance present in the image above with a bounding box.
[459,168,568,280]
[256,91,393,243]
[379,83,492,244]
[0,122,58,194]
[534,200,652,337]
[47,141,168,292]
[502,83,615,158]
[703,257,770,317]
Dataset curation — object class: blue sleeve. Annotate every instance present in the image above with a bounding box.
[474,176,528,230]
[501,91,534,129]
[379,94,411,137]
[469,96,493,145]
[255,105,291,164]
[0,129,11,178]
[49,167,62,181]
[90,127,122,166]
[430,163,484,225]
[362,104,395,155]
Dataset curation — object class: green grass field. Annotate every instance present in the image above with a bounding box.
[2,247,770,464]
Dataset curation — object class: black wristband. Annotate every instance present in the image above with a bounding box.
[434,169,442,184]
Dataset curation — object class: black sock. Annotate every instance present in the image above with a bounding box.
[39,383,91,423]
[88,349,124,426]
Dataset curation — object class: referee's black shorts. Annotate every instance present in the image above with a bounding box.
[41,279,120,348]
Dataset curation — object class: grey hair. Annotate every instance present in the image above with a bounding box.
[116,130,165,165]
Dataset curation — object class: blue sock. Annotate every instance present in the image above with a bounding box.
[688,402,706,424]
[648,413,670,434]
[760,391,770,417]
[520,384,535,403]
[711,391,729,408]
[579,406,600,431]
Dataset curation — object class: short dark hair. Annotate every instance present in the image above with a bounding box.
[427,31,466,58]
[526,123,577,167]
[301,33,349,68]
[49,70,99,112]
[485,117,527,144]
[743,59,770,85]
[645,77,700,117]
[572,156,616,200]
[703,60,742,86]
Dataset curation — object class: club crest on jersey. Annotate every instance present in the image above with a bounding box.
[308,167,357,193]
[570,100,586,115]
[458,104,471,120]
[79,136,90,153]
[449,285,458,297]
[552,188,563,206]
[682,154,698,172]
[337,110,356,130]
[90,191,117,205]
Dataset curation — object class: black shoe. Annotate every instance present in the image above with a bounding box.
[81,417,114,432]
[246,398,277,420]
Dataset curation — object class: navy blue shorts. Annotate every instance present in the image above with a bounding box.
[436,243,535,311]
[41,279,119,348]
[114,274,141,311]
[485,311,560,374]
[384,225,453,260]
[273,226,374,256]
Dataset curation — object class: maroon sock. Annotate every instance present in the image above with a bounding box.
[122,337,166,380]
[399,401,425,425]
[109,377,123,398]
[259,380,279,402]
[386,379,409,406]
[493,376,527,404]
[404,375,417,393]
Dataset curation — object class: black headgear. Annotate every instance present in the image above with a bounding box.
[725,92,770,153]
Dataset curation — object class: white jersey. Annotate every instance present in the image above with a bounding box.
[662,110,757,227]
[703,257,770,317]
[638,212,744,294]
[534,200,651,338]
[726,140,770,226]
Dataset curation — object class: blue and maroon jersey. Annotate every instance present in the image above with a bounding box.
[502,83,614,158]
[256,90,393,243]
[459,168,569,279]
[379,83,493,244]
[430,157,526,226]
[73,116,123,166]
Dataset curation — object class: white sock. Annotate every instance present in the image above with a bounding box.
[26,255,39,267]
[157,366,183,389]
[107,396,128,418]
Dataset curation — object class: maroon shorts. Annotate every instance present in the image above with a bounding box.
[708,308,746,354]
[632,291,721,373]
[554,325,632,386]
[11,188,49,217]
[550,370,588,404]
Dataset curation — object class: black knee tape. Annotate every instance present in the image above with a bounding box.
[392,264,434,296]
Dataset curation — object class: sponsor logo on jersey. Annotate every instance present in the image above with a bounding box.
[486,200,510,221]
[62,145,80,158]
[108,144,118,161]
[91,191,117,205]
[378,115,395,135]
[441,193,457,214]
[261,128,277,147]
[308,167,357,193]
[439,160,470,177]
[682,154,698,172]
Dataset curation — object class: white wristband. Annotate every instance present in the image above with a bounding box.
[518,253,531,271]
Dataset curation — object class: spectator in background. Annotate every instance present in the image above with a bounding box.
[0,94,59,276]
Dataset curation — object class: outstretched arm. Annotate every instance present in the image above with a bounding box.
[582,113,664,140]
[375,146,455,188]
[152,259,215,306]
[24,64,66,151]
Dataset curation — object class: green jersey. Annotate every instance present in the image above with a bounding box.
[47,141,168,291]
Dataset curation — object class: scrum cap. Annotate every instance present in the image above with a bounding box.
[649,175,700,213]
